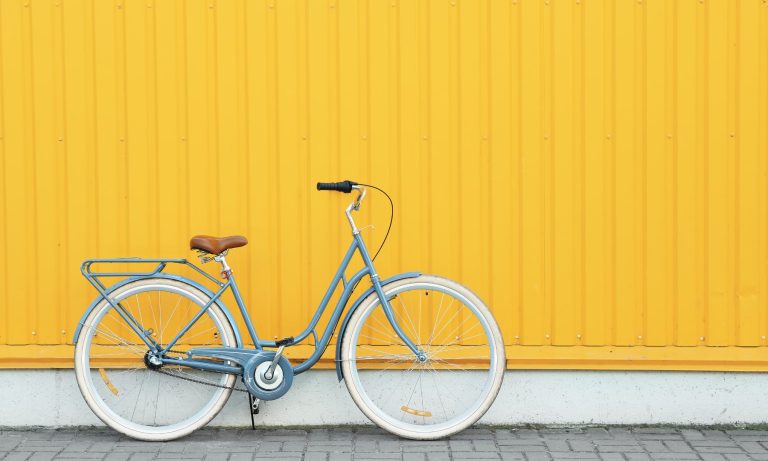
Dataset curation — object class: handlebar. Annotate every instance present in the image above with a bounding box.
[316,180,357,193]
[317,180,367,233]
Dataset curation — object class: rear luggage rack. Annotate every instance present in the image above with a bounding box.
[81,257,222,300]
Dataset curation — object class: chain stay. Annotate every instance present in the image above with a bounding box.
[151,349,249,394]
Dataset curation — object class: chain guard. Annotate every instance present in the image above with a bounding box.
[186,347,293,400]
[242,352,293,401]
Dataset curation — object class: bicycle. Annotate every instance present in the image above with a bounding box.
[73,181,505,441]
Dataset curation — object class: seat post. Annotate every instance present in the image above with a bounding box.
[213,253,232,279]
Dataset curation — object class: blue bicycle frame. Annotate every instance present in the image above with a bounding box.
[78,216,422,378]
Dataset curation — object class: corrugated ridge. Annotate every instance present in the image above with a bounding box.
[0,0,764,367]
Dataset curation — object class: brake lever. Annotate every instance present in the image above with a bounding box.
[351,186,367,210]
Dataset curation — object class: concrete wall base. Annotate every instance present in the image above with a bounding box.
[3,370,766,427]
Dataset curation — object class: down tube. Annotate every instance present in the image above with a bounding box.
[293,242,371,374]
[290,241,360,345]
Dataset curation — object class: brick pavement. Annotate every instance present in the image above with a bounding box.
[2,427,768,461]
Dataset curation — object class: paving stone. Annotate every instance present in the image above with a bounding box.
[663,441,694,453]
[641,441,669,452]
[18,442,68,450]
[354,454,401,460]
[635,435,684,441]
[680,430,706,441]
[699,455,727,461]
[403,454,426,461]
[329,454,353,461]
[377,441,402,453]
[5,453,32,461]
[206,446,255,454]
[595,440,641,447]
[426,453,451,461]
[129,454,156,461]
[281,441,306,452]
[635,429,678,435]
[700,431,730,440]
[689,441,738,448]
[303,454,330,461]
[28,453,57,461]
[496,440,546,447]
[450,452,500,460]
[103,454,131,461]
[524,453,553,461]
[517,430,543,439]
[228,454,255,461]
[597,453,623,461]
[330,431,355,442]
[62,441,93,452]
[546,441,571,452]
[569,441,595,452]
[203,454,229,461]
[252,453,303,459]
[54,454,105,459]
[495,431,520,440]
[499,445,548,452]
[353,441,377,452]
[155,455,203,460]
[453,458,500,461]
[0,440,21,451]
[727,431,768,436]
[624,454,652,461]
[730,436,768,442]
[596,446,645,453]
[723,455,751,461]
[694,447,745,454]
[500,454,526,461]
[647,454,700,460]
[403,444,450,453]
[310,430,332,441]
[550,451,599,459]
[89,442,119,453]
[607,429,635,440]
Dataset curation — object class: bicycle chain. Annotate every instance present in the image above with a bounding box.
[150,349,250,394]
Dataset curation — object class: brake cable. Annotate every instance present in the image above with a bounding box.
[355,183,393,262]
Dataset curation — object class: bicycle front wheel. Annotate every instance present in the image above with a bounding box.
[74,278,237,441]
[341,275,505,439]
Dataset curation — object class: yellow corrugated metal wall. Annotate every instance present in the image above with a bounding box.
[0,0,767,370]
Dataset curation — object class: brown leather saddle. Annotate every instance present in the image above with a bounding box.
[189,235,248,255]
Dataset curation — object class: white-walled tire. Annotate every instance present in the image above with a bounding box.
[341,275,505,440]
[74,278,237,441]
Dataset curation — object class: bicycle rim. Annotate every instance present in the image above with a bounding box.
[341,276,505,439]
[75,279,236,440]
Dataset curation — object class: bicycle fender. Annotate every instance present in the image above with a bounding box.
[72,273,244,347]
[335,271,421,381]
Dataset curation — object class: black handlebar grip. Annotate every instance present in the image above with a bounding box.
[316,180,357,193]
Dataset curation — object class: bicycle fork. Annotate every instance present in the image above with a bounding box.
[354,233,426,362]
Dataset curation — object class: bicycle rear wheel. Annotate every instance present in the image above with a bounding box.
[341,275,505,439]
[74,278,237,441]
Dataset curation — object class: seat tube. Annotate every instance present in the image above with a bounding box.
[218,255,262,349]
[353,233,422,357]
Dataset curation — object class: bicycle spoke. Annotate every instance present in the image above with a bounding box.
[78,281,237,435]
[344,279,503,435]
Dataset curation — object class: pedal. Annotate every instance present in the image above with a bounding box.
[274,337,294,347]
[248,394,261,430]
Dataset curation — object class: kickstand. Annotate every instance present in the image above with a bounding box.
[247,394,260,430]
